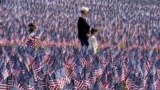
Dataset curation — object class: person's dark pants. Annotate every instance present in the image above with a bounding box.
[79,39,89,47]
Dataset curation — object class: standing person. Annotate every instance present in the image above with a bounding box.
[27,23,37,48]
[26,23,43,56]
[88,28,99,54]
[77,7,91,48]
[26,23,43,48]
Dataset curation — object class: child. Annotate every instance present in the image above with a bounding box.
[88,28,99,54]
[27,23,37,48]
[26,23,43,48]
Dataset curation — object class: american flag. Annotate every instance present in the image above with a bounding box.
[121,66,126,82]
[39,79,45,88]
[157,69,160,80]
[93,69,103,79]
[25,54,35,71]
[121,62,128,82]
[48,80,60,90]
[74,80,89,90]
[26,85,35,90]
[153,80,160,90]
[90,75,96,84]
[0,84,8,90]
[126,78,139,90]
[100,81,109,90]
[5,54,10,64]
[68,68,77,79]
[17,83,25,90]
[54,78,67,89]
[2,68,9,80]
[47,62,55,77]
[32,70,39,82]
[33,63,42,74]
[18,54,23,62]
[81,58,92,70]
[7,78,14,88]
[83,80,90,88]
[101,57,109,69]
[64,56,77,78]
[42,51,50,65]
[12,69,21,79]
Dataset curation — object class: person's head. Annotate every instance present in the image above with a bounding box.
[91,28,98,36]
[28,23,36,33]
[81,7,89,17]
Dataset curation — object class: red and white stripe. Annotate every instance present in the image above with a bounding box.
[55,77,67,89]
[2,69,9,80]
[90,76,96,84]
[17,84,25,90]
[0,84,8,90]
[94,69,103,78]
[33,70,39,82]
[69,70,77,78]
[48,80,60,90]
[75,80,90,90]
[48,80,55,88]
[26,85,35,90]
[103,83,109,90]
[121,65,126,81]
[7,79,13,87]
[153,80,160,90]
[83,80,90,87]
[40,80,45,88]
[75,80,83,90]
[126,78,139,90]
[18,54,23,62]
[81,58,92,70]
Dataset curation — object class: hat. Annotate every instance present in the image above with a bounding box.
[81,6,89,12]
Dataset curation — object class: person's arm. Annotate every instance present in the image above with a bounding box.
[28,34,34,41]
[83,19,90,34]
[87,37,92,50]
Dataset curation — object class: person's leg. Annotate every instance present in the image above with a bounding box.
[79,39,85,47]
[83,39,89,47]
[79,39,84,51]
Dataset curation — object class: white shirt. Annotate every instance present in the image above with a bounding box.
[88,35,98,54]
[29,32,36,38]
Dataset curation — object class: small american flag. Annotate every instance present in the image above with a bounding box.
[2,68,9,80]
[94,69,103,79]
[25,55,35,71]
[48,80,55,88]
[48,80,60,90]
[81,58,92,70]
[0,84,8,90]
[40,80,45,88]
[18,54,23,62]
[42,51,50,65]
[26,85,35,90]
[157,69,160,79]
[90,76,96,84]
[7,78,14,87]
[126,78,139,90]
[100,81,109,90]
[17,83,24,90]
[64,56,76,78]
[32,70,39,82]
[74,80,89,90]
[54,78,66,89]
[154,80,160,90]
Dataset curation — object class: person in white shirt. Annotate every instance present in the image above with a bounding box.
[26,23,43,48]
[88,28,99,54]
